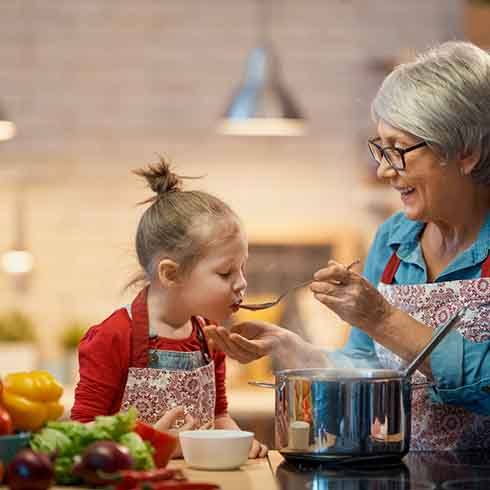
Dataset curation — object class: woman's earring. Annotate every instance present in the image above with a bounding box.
[460,167,466,177]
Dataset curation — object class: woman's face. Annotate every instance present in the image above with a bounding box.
[376,120,463,223]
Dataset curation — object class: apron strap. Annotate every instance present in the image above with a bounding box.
[130,287,151,368]
[193,316,213,364]
[481,254,490,277]
[380,251,401,284]
[381,249,490,285]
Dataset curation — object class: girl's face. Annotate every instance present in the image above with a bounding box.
[376,120,463,223]
[177,225,248,324]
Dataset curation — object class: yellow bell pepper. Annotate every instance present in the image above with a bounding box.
[0,370,64,432]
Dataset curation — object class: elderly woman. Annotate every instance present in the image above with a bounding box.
[206,41,490,451]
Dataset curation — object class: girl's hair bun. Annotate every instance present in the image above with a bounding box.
[133,156,182,197]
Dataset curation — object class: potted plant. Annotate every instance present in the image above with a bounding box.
[60,321,88,385]
[465,0,490,48]
[0,310,38,376]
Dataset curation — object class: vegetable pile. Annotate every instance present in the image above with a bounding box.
[29,407,166,485]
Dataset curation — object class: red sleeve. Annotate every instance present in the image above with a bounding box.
[70,309,131,422]
[213,349,228,417]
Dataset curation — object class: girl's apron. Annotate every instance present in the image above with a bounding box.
[375,251,490,450]
[120,289,216,427]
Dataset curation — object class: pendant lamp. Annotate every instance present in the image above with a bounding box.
[1,182,34,293]
[0,104,16,141]
[218,0,306,136]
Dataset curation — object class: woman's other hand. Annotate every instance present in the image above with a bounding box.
[249,439,268,458]
[204,322,331,369]
[204,321,289,363]
[311,260,394,333]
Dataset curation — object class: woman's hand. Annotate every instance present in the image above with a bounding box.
[311,260,394,333]
[249,439,268,458]
[204,322,331,369]
[204,321,288,363]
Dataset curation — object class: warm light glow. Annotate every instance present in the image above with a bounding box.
[0,120,16,141]
[1,250,34,274]
[218,118,306,136]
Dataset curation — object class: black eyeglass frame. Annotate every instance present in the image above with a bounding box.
[368,137,428,171]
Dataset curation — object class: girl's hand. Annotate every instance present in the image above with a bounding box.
[249,439,268,458]
[311,260,394,334]
[154,406,199,458]
[154,406,196,432]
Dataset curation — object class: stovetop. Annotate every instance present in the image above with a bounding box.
[275,452,490,489]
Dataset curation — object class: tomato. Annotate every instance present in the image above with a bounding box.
[134,421,177,468]
[0,404,13,435]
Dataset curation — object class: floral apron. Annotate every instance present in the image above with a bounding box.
[120,289,216,427]
[375,251,490,450]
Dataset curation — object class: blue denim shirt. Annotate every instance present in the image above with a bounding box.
[330,211,490,415]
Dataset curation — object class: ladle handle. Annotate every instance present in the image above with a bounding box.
[403,306,467,378]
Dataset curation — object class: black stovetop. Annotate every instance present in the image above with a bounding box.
[275,452,490,489]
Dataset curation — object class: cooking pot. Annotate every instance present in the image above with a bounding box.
[250,308,465,463]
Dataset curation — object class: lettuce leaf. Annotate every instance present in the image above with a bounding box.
[29,408,151,484]
[119,432,155,470]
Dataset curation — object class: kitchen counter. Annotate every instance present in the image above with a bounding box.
[168,457,277,490]
[3,450,489,489]
[0,457,277,490]
[269,450,490,489]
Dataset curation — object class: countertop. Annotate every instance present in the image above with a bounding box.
[3,451,489,489]
[269,450,490,489]
[0,456,277,490]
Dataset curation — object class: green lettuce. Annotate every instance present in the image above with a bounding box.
[119,432,155,470]
[29,408,152,484]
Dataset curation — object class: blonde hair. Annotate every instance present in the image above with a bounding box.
[130,156,240,286]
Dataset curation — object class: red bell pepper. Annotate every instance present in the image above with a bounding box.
[134,421,178,468]
[126,483,220,490]
[0,404,13,436]
[109,467,185,490]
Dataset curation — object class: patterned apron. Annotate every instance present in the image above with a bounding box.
[120,288,216,427]
[375,251,490,450]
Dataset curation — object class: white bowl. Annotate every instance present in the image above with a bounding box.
[179,429,254,470]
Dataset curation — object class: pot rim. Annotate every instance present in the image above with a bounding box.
[276,367,405,380]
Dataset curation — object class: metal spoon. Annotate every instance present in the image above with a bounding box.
[238,259,361,311]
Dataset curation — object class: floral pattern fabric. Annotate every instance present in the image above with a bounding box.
[121,360,216,427]
[376,278,490,450]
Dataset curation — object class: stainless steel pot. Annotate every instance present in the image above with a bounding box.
[250,308,465,463]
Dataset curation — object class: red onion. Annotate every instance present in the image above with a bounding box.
[7,449,54,490]
[72,440,133,485]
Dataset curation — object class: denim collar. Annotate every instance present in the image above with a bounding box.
[386,212,490,277]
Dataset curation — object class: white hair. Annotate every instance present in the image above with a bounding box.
[372,41,490,185]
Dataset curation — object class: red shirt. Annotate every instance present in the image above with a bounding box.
[71,291,228,423]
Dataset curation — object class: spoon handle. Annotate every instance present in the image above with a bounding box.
[403,306,467,378]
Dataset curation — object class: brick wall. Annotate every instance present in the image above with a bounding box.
[0,0,462,361]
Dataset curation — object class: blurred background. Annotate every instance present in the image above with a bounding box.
[0,0,488,445]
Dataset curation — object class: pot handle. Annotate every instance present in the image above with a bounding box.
[248,381,275,389]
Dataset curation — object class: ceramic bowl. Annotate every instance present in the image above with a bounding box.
[179,430,253,470]
[0,432,31,466]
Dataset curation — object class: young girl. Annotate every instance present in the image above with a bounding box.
[71,158,267,458]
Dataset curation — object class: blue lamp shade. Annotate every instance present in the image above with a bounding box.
[0,105,16,141]
[218,46,306,136]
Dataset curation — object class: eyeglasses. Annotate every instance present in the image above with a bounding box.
[368,137,428,171]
